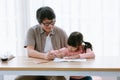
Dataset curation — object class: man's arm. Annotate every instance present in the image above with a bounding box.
[27,45,55,60]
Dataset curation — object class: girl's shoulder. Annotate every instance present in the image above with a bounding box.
[59,47,67,51]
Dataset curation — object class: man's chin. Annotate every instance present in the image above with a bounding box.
[47,29,52,32]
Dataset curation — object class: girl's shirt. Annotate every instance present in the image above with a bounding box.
[50,45,95,59]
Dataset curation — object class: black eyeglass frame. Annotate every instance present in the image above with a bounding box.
[42,21,56,26]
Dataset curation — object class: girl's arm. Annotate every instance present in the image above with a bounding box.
[79,42,95,59]
[64,48,95,59]
[79,48,95,59]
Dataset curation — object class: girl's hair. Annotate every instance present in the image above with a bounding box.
[67,31,93,51]
[67,32,83,48]
[83,41,93,52]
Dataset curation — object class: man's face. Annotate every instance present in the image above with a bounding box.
[41,18,56,33]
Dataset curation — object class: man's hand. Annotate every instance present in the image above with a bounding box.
[44,52,55,60]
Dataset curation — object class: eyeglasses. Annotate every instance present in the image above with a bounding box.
[42,21,55,26]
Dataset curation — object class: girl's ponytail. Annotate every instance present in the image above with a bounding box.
[83,41,93,52]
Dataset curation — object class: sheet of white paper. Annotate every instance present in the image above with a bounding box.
[53,58,86,62]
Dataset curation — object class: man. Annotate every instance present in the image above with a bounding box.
[25,6,67,60]
[16,6,67,80]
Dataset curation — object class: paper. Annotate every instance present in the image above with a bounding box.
[33,60,50,64]
[53,58,86,62]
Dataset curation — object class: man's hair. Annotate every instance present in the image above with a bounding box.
[36,6,56,24]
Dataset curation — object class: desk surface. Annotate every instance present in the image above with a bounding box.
[0,56,120,71]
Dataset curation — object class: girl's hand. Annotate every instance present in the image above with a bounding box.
[55,53,63,58]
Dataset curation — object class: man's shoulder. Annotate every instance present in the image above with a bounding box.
[28,24,41,32]
[31,24,40,29]
[53,26,68,38]
[54,26,65,32]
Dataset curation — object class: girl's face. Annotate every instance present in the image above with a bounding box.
[68,46,78,52]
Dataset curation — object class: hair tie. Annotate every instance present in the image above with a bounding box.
[82,41,85,45]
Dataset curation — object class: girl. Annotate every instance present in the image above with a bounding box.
[49,31,95,80]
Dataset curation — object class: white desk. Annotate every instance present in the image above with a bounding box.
[0,56,120,80]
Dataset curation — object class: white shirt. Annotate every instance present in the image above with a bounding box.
[44,34,53,53]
